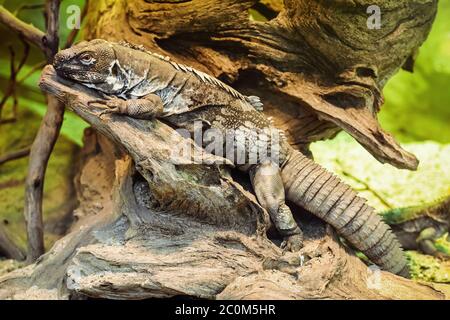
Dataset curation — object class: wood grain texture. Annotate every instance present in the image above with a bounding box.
[1,67,449,300]
[0,0,443,299]
[83,0,437,169]
[23,0,64,262]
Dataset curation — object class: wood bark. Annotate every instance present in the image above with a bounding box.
[0,0,446,299]
[0,147,30,166]
[0,67,449,299]
[84,0,436,169]
[0,6,46,52]
[24,0,65,262]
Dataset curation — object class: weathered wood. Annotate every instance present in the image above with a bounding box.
[23,0,64,262]
[0,0,443,300]
[1,67,449,300]
[0,5,46,52]
[84,0,436,170]
[0,147,30,166]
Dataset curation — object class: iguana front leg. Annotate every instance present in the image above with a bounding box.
[250,161,303,251]
[89,93,165,119]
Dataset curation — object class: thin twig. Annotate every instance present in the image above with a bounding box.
[0,5,46,52]
[13,3,45,16]
[9,46,19,121]
[0,147,31,165]
[0,39,30,123]
[42,0,60,62]
[0,178,25,190]
[17,61,47,85]
[24,0,64,263]
[0,46,17,116]
[0,224,26,261]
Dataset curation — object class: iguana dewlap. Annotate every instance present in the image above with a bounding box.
[53,39,410,277]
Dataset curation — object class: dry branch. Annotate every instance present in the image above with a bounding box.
[0,147,30,166]
[85,0,437,170]
[24,95,65,262]
[0,6,46,51]
[23,0,64,262]
[0,40,30,123]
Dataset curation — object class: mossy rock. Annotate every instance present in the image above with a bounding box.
[407,251,450,283]
[311,133,450,212]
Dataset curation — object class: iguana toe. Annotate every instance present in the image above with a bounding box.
[281,233,304,252]
[98,106,120,118]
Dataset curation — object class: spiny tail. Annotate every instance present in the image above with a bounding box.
[281,151,410,277]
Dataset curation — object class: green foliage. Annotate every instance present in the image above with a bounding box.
[249,9,268,22]
[0,0,88,145]
[311,134,450,211]
[379,0,450,143]
[0,60,89,146]
[435,233,450,256]
[311,3,450,282]
[0,107,79,251]
[407,251,450,283]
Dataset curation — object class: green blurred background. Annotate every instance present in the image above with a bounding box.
[0,0,449,279]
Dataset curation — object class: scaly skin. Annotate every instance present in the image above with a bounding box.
[53,39,409,277]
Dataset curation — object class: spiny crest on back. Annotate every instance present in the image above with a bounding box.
[117,40,171,62]
[116,40,263,112]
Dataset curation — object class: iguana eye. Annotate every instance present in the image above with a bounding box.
[79,53,94,65]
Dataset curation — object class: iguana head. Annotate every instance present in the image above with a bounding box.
[53,39,125,93]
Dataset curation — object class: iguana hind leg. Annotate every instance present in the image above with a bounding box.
[250,161,303,251]
[89,93,165,119]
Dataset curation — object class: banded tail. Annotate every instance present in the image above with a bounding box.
[281,151,409,277]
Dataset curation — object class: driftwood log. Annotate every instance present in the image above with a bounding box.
[84,0,436,170]
[1,0,449,299]
[0,67,448,300]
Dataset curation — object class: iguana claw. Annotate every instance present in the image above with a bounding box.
[281,233,304,252]
[88,98,125,117]
[98,107,120,118]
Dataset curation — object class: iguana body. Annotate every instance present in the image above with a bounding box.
[382,197,450,258]
[53,39,409,277]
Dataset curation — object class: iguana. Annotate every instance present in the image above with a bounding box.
[382,196,450,258]
[52,39,410,277]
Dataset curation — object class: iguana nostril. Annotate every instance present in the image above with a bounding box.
[53,54,64,70]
